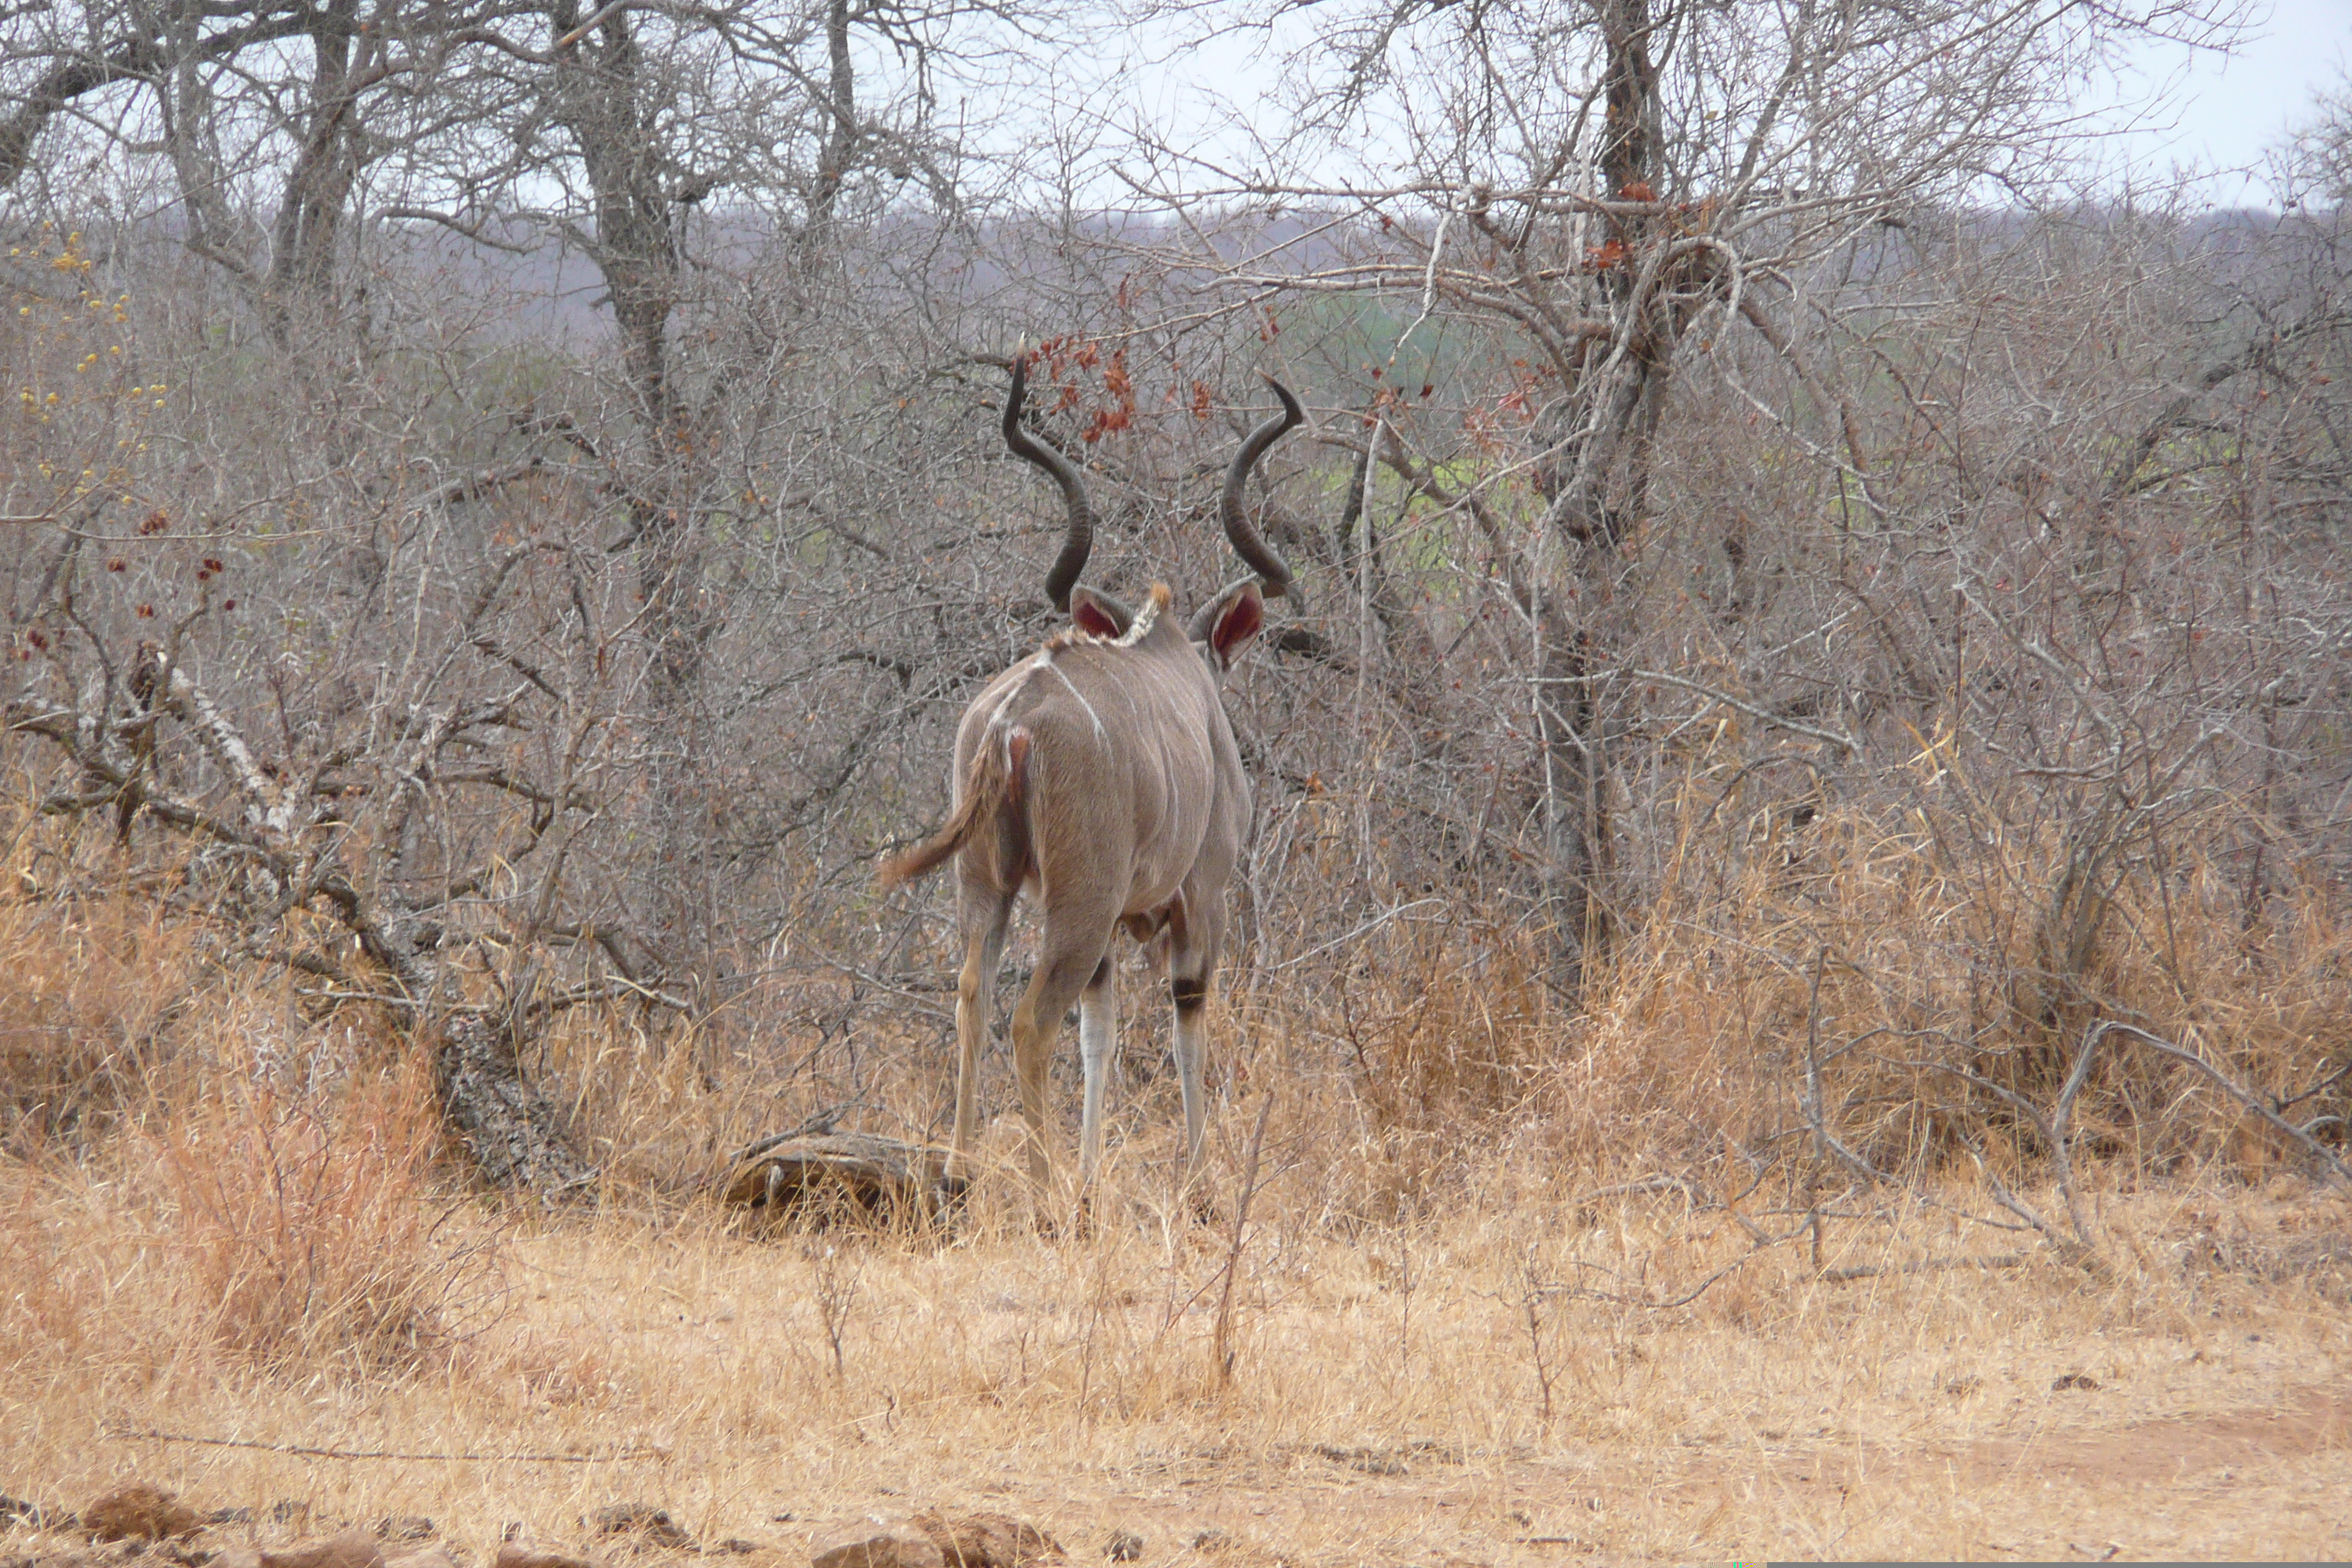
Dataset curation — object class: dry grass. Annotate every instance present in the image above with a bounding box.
[0,883,194,1145]
[2,1165,2348,1564]
[4,791,2351,1563]
[148,1061,480,1372]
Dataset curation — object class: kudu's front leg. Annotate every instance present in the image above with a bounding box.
[1165,892,1215,1191]
[1077,955,1118,1189]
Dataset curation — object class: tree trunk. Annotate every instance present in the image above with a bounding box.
[263,0,371,339]
[437,1011,599,1194]
[807,0,857,242]
[1519,0,1665,987]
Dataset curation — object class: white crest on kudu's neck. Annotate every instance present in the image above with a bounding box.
[985,587,1172,747]
[1045,581,1171,655]
[980,649,1107,745]
[1109,585,1164,647]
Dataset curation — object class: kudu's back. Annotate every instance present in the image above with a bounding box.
[925,585,1247,919]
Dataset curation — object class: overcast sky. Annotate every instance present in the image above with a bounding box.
[2102,0,2348,195]
[1096,0,2351,209]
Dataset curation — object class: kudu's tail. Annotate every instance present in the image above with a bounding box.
[878,727,1028,887]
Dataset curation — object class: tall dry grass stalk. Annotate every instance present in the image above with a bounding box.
[150,1060,480,1372]
[0,879,193,1145]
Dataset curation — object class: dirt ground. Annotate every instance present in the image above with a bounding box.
[5,1182,2350,1565]
[6,1383,2348,1566]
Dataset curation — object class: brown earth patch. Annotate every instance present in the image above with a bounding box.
[1,1388,2345,1568]
[1951,1376,2351,1489]
[926,1377,2352,1563]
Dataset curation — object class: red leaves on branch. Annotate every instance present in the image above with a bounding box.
[1028,337,1150,442]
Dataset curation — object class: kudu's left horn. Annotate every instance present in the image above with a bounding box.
[1218,377,1303,598]
[1000,356,1095,613]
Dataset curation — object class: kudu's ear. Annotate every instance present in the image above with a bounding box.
[1192,579,1264,672]
[1070,585,1136,640]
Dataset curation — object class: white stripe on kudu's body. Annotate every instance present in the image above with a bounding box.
[883,358,1306,1203]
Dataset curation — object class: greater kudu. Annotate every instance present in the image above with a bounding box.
[883,358,1302,1198]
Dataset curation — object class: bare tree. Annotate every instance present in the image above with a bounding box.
[1112,0,2250,986]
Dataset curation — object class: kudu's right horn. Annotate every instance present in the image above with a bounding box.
[1218,377,1303,598]
[1001,356,1095,613]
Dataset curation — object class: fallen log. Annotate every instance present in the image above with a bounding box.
[720,1131,941,1224]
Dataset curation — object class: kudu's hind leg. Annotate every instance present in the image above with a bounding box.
[1009,927,1111,1196]
[1169,970,1211,1187]
[947,883,1014,1194]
